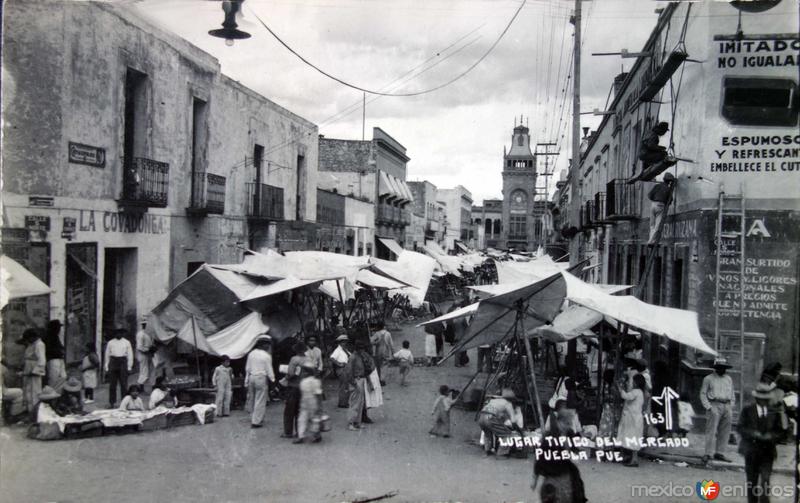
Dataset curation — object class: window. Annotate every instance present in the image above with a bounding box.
[631,121,642,176]
[517,135,524,146]
[493,220,501,235]
[296,154,306,221]
[509,215,527,238]
[123,68,147,163]
[485,219,492,235]
[722,77,798,126]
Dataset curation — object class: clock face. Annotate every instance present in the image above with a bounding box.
[510,190,527,207]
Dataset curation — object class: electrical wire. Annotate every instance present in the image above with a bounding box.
[247,0,526,97]
[249,21,488,163]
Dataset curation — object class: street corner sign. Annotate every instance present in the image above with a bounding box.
[68,141,106,168]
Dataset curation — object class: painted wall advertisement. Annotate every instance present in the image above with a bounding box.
[703,211,799,368]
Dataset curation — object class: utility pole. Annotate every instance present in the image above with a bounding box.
[566,0,582,379]
[362,92,366,141]
[569,0,582,268]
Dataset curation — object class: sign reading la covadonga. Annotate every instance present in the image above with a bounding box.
[79,209,166,234]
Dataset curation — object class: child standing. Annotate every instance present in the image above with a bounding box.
[119,385,146,411]
[430,385,457,438]
[393,341,414,386]
[80,343,99,404]
[676,392,694,437]
[212,355,233,417]
[294,362,323,444]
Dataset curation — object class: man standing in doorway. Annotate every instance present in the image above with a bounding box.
[44,320,67,390]
[135,317,154,389]
[699,357,735,464]
[104,328,133,408]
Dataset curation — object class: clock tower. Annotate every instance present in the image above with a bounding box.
[501,120,537,251]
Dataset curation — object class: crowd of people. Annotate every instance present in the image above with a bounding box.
[4,288,796,503]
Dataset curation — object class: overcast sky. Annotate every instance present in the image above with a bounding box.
[135,0,659,205]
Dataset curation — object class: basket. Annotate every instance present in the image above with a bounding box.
[318,414,331,432]
[167,410,196,428]
[141,413,169,432]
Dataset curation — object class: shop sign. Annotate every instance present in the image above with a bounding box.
[28,196,54,207]
[68,142,106,168]
[62,217,77,240]
[1,228,29,244]
[25,215,50,232]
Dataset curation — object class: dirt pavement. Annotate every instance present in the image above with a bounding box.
[1,323,794,502]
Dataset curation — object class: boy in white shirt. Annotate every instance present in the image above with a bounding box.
[393,341,414,387]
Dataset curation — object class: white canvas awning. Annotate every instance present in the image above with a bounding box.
[1,255,51,309]
[356,269,405,290]
[240,277,321,302]
[417,301,480,327]
[378,237,404,257]
[561,271,716,355]
[529,304,603,342]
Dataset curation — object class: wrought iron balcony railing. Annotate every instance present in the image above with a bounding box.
[606,178,641,220]
[121,157,169,207]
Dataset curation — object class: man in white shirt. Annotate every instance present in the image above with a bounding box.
[104,328,134,408]
[330,334,351,408]
[245,335,275,428]
[305,335,324,374]
[135,317,154,388]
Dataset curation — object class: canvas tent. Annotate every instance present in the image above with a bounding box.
[372,250,436,308]
[146,265,303,359]
[425,270,714,360]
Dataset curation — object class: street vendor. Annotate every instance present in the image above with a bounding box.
[135,316,154,388]
[57,377,84,415]
[27,386,64,440]
[149,377,176,409]
[478,388,521,456]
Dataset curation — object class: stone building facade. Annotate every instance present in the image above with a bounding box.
[318,128,412,259]
[1,0,318,371]
[566,1,799,412]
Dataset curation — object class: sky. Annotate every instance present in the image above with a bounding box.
[134,0,660,205]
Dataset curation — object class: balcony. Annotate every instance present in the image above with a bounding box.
[120,157,169,208]
[593,192,612,224]
[606,179,640,220]
[246,182,284,220]
[580,201,598,229]
[188,172,226,215]
[377,204,409,226]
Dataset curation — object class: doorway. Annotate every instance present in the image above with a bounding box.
[65,243,97,365]
[102,248,138,339]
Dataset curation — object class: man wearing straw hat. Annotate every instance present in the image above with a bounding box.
[699,357,735,464]
[738,381,787,503]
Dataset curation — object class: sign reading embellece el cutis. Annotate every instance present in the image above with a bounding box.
[68,141,106,168]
